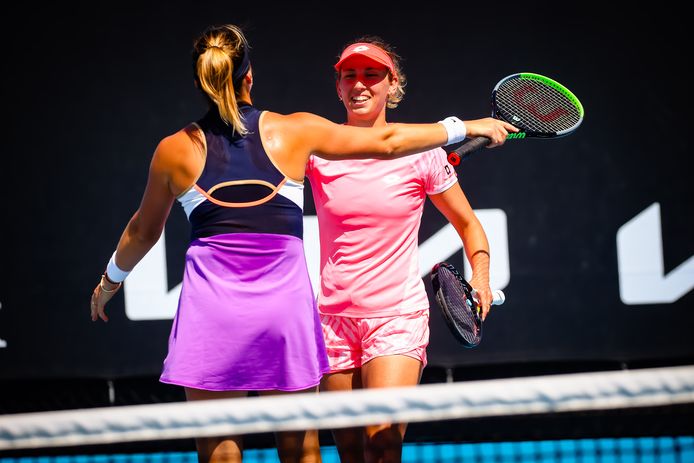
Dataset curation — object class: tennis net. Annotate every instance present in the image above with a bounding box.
[1,365,693,462]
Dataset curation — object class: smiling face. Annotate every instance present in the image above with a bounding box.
[336,55,398,127]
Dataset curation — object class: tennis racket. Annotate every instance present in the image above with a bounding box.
[430,262,505,347]
[447,72,584,166]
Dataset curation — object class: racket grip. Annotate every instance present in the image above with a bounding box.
[471,289,506,306]
[491,290,505,305]
[449,136,492,161]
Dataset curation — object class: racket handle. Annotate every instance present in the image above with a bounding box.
[448,136,492,164]
[471,289,506,306]
[491,290,505,305]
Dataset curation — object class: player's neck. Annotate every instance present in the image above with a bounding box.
[345,113,387,128]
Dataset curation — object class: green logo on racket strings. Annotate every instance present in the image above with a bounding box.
[507,132,526,139]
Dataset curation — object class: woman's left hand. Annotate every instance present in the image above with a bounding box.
[469,278,492,321]
[90,276,121,322]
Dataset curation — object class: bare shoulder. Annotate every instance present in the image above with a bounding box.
[151,124,203,169]
[260,111,332,151]
[156,124,203,158]
[263,111,330,131]
[148,124,205,195]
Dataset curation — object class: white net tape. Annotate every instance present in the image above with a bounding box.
[1,365,693,450]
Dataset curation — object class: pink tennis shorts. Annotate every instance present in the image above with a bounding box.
[320,309,430,373]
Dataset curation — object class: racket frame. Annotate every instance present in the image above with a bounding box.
[431,262,483,348]
[448,72,584,162]
[492,72,584,138]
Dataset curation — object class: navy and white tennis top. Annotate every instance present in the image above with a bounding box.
[176,104,304,241]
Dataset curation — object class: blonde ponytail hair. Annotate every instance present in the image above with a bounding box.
[193,24,250,135]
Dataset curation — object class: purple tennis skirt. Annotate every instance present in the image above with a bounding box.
[159,233,329,391]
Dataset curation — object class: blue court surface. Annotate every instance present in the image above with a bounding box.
[2,437,693,463]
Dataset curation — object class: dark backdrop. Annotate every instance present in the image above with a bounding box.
[2,3,692,399]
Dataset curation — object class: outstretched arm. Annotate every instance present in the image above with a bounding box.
[89,132,195,322]
[261,112,517,176]
[429,182,493,320]
[302,114,516,159]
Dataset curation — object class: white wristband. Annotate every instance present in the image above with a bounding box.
[439,116,467,145]
[105,251,130,283]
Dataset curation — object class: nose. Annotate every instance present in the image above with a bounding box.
[352,78,367,90]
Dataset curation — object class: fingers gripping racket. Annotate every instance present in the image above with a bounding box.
[447,72,584,166]
[430,262,505,347]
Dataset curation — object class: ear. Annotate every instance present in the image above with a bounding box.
[335,79,342,100]
[388,73,399,97]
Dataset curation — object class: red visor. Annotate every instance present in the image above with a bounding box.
[334,43,395,74]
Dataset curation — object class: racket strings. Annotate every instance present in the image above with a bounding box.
[438,268,480,345]
[496,79,581,133]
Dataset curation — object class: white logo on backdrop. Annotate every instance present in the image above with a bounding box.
[124,233,181,321]
[124,209,510,321]
[617,202,694,304]
[123,202,694,320]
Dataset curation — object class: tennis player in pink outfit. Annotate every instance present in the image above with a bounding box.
[306,37,514,463]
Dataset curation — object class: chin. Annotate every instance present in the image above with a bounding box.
[349,106,375,117]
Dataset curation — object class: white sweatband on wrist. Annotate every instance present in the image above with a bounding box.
[105,251,130,283]
[439,116,467,145]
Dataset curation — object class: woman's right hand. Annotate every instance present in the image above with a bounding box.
[90,275,121,322]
